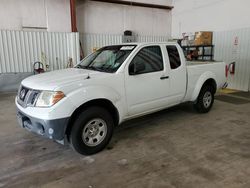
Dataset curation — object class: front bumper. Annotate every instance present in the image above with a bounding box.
[17,109,70,144]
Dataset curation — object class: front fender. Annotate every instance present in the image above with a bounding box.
[67,85,121,109]
[191,71,216,101]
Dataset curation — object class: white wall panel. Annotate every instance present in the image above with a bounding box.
[214,28,250,91]
[0,0,71,32]
[80,33,169,56]
[77,0,172,36]
[80,33,122,56]
[0,30,80,73]
[172,0,250,38]
[137,35,168,42]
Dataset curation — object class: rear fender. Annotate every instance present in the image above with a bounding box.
[191,71,216,101]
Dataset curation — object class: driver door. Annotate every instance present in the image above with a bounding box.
[125,45,171,116]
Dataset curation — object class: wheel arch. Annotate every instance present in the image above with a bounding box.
[191,72,217,101]
[202,78,217,93]
[65,98,120,136]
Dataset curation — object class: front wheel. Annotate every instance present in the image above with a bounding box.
[69,106,114,155]
[194,85,215,113]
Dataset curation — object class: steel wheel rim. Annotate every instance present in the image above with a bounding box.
[203,91,212,108]
[82,118,107,147]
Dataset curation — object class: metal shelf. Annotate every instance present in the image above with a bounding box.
[182,45,214,61]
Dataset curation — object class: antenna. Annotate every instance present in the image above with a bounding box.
[86,73,90,79]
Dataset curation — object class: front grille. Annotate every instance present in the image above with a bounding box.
[17,86,40,108]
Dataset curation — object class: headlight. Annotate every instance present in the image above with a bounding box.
[35,91,65,107]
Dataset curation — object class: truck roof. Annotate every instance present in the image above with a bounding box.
[110,42,178,46]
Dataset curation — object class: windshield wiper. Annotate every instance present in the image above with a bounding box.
[75,64,87,69]
[76,64,113,73]
[86,66,106,72]
[76,65,99,71]
[76,64,101,71]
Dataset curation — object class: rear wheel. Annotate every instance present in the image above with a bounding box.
[69,106,114,155]
[194,85,215,113]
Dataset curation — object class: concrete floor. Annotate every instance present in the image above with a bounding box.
[1,93,250,188]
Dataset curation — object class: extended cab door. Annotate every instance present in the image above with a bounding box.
[124,45,171,116]
[165,45,187,102]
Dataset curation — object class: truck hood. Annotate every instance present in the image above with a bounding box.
[21,68,108,90]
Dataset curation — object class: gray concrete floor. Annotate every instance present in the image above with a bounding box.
[1,92,250,188]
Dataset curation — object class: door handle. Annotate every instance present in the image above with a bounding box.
[160,76,169,80]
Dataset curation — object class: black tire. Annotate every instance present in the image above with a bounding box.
[69,106,114,155]
[194,85,215,113]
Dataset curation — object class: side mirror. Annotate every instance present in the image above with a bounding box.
[129,62,145,75]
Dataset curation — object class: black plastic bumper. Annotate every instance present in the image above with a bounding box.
[17,109,70,143]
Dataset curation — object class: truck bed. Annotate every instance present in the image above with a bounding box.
[183,61,226,102]
[186,61,222,66]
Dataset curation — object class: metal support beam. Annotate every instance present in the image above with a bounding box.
[70,0,77,32]
[90,0,173,10]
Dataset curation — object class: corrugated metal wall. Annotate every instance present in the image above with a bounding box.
[2,29,248,91]
[137,35,169,43]
[80,33,169,57]
[80,33,123,57]
[214,28,250,91]
[0,31,169,74]
[0,30,80,73]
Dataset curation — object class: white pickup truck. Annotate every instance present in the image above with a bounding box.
[16,42,227,155]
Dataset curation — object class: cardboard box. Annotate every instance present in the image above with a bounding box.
[194,31,213,46]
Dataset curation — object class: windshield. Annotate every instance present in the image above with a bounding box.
[76,45,136,73]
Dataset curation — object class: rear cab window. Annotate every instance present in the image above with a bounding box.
[166,45,181,69]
